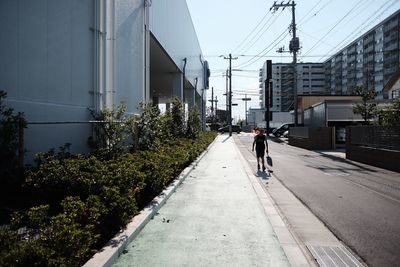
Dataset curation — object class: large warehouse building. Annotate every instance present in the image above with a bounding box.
[0,0,209,162]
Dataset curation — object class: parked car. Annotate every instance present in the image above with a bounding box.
[282,130,289,138]
[272,123,294,137]
[218,125,242,133]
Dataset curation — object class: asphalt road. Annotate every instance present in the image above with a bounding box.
[235,133,400,267]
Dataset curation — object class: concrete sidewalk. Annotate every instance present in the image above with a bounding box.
[112,134,309,267]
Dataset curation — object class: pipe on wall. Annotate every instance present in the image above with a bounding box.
[105,0,115,109]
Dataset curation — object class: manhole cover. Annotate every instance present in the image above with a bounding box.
[307,245,364,267]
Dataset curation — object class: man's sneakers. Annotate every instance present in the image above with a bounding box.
[258,164,267,172]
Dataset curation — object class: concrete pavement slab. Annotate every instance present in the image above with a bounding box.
[112,135,291,267]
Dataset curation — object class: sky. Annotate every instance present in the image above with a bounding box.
[186,0,400,122]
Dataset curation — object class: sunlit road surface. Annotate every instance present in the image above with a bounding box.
[236,133,400,267]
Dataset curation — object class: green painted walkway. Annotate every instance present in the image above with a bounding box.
[112,135,290,266]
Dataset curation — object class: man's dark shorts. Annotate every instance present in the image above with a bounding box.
[256,146,265,158]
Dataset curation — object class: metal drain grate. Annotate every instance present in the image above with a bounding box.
[307,245,364,267]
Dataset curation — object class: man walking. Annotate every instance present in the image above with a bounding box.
[252,128,269,171]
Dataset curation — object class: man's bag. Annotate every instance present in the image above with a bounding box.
[266,155,273,167]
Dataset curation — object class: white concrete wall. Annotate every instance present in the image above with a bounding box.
[149,0,206,95]
[0,0,205,163]
[114,0,145,114]
[0,0,95,161]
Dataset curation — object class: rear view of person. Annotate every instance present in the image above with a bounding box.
[252,128,269,171]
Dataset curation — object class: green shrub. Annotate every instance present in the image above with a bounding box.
[1,202,98,267]
[170,97,185,138]
[1,131,217,266]
[0,91,26,188]
[186,106,201,139]
[380,98,400,126]
[137,104,163,150]
[89,103,135,160]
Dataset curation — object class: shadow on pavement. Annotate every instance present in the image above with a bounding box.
[256,170,271,180]
[268,136,285,143]
[314,152,378,172]
[222,135,231,143]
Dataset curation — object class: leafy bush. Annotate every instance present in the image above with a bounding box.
[353,86,378,124]
[1,202,99,267]
[380,98,400,126]
[170,97,186,138]
[186,106,201,139]
[136,104,163,150]
[0,91,26,186]
[88,104,135,159]
[1,125,216,266]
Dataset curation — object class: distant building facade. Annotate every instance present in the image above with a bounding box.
[259,62,325,112]
[324,10,400,99]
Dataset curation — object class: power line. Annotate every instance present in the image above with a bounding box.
[220,0,334,70]
[232,74,259,78]
[298,0,333,26]
[297,28,336,48]
[301,0,366,58]
[298,0,325,24]
[237,9,284,55]
[231,10,272,54]
[235,30,290,69]
[317,0,397,61]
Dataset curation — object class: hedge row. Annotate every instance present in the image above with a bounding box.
[0,132,216,267]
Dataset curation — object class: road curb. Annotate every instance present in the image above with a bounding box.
[83,137,218,267]
[234,141,315,267]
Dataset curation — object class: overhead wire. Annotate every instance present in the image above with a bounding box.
[317,0,397,61]
[297,0,326,25]
[298,0,334,26]
[236,9,284,55]
[296,0,374,52]
[233,0,334,70]
[235,30,290,69]
[231,10,272,54]
[301,0,367,58]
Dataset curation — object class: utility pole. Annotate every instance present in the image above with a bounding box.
[226,69,229,113]
[271,1,300,126]
[209,87,214,121]
[222,69,229,124]
[242,94,252,126]
[208,87,220,123]
[223,54,238,136]
[214,96,218,121]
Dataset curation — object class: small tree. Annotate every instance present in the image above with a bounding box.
[380,98,400,126]
[136,103,163,150]
[186,106,201,139]
[89,103,135,159]
[170,97,185,138]
[353,86,378,124]
[0,91,26,182]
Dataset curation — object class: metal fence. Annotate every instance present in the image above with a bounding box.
[290,127,309,138]
[348,126,400,151]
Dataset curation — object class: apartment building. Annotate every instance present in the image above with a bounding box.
[324,10,400,99]
[259,62,325,112]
